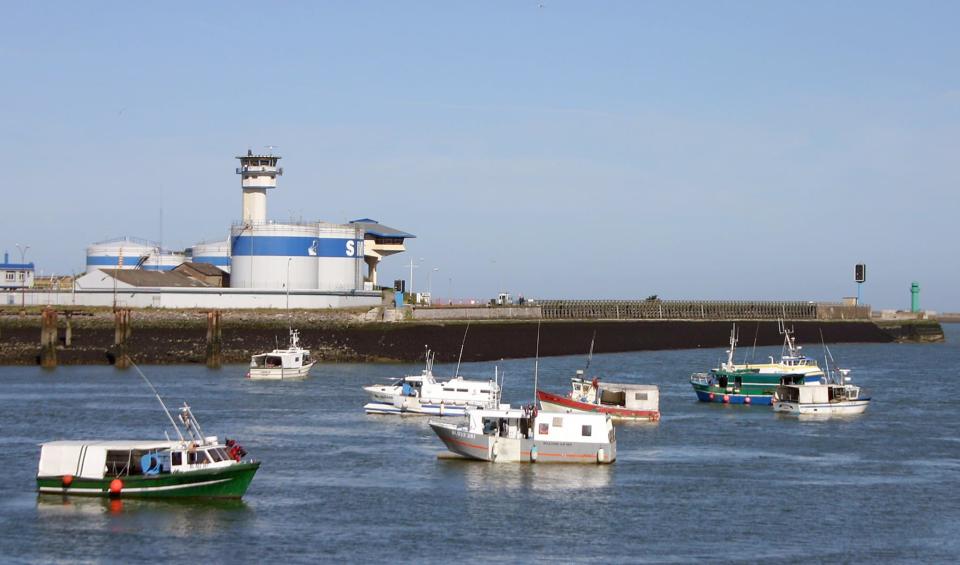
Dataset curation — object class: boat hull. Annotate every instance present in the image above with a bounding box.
[248,362,314,380]
[364,401,471,416]
[536,390,659,421]
[429,423,615,464]
[37,462,260,499]
[691,385,775,406]
[773,399,870,416]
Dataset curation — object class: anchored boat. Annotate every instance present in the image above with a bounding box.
[363,349,500,416]
[690,323,824,405]
[430,406,616,464]
[773,347,870,416]
[537,372,660,422]
[37,367,258,498]
[248,329,314,380]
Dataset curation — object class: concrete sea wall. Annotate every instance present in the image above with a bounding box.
[0,307,944,366]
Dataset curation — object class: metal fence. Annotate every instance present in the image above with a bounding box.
[538,300,870,321]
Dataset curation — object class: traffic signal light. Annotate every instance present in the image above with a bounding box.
[855,264,866,283]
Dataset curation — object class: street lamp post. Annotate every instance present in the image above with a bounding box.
[15,244,29,309]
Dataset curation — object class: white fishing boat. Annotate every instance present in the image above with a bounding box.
[247,329,314,380]
[430,406,616,464]
[773,347,870,416]
[363,349,500,416]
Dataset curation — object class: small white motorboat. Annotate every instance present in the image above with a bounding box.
[363,349,500,416]
[773,347,870,416]
[247,329,314,380]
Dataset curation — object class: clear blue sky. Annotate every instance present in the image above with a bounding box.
[2,1,958,310]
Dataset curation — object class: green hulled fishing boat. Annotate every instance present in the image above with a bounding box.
[36,366,259,499]
[690,323,825,406]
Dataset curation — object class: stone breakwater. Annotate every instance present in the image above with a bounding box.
[0,307,944,366]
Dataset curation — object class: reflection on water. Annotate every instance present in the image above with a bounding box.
[35,494,251,539]
[448,459,614,493]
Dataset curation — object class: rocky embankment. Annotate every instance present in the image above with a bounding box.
[0,306,946,366]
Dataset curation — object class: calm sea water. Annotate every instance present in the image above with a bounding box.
[1,326,958,563]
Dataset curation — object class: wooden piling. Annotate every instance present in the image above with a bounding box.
[40,307,57,368]
[114,308,131,369]
[206,310,222,369]
[64,312,72,347]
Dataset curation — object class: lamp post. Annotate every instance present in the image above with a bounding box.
[15,243,29,264]
[14,244,29,310]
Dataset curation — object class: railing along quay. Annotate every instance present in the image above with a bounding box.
[537,300,870,321]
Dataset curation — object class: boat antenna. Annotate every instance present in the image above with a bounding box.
[749,322,760,365]
[533,319,542,404]
[584,329,597,372]
[454,322,470,378]
[130,360,185,442]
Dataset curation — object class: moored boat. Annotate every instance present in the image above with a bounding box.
[773,348,870,416]
[363,349,500,416]
[690,323,824,405]
[429,406,616,464]
[248,329,314,380]
[537,372,660,422]
[37,400,258,499]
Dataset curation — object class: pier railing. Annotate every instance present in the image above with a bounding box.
[537,300,870,321]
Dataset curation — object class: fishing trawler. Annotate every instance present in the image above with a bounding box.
[429,406,616,463]
[37,367,258,498]
[363,349,501,416]
[537,372,660,422]
[689,323,824,405]
[247,329,314,380]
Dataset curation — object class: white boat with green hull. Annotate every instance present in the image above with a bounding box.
[248,329,314,380]
[36,366,258,498]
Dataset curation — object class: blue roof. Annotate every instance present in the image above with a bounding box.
[349,219,416,239]
[0,262,34,270]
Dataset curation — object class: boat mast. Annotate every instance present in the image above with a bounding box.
[131,361,185,442]
[454,322,470,378]
[584,329,597,373]
[533,320,541,405]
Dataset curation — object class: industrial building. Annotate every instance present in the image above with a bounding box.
[0,252,35,289]
[11,150,414,309]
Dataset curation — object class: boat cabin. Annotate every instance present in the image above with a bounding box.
[775,384,863,405]
[570,376,659,412]
[250,350,311,369]
[38,440,237,480]
[467,408,615,444]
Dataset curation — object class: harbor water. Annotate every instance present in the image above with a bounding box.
[1,326,958,563]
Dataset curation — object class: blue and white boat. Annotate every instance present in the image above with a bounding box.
[363,350,500,416]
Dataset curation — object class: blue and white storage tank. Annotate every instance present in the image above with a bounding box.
[191,239,231,273]
[316,222,366,291]
[86,237,185,273]
[230,222,365,290]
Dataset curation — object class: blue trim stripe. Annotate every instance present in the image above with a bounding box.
[231,236,364,258]
[192,256,231,266]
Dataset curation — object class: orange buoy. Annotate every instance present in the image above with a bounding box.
[109,478,123,495]
[744,396,752,405]
[708,392,715,401]
[722,394,730,403]
[62,474,74,487]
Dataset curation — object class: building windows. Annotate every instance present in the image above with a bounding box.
[17,271,24,281]
[4,272,13,281]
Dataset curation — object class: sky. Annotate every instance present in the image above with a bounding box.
[2,1,958,310]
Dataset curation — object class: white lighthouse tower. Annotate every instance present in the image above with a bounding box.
[236,149,282,223]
